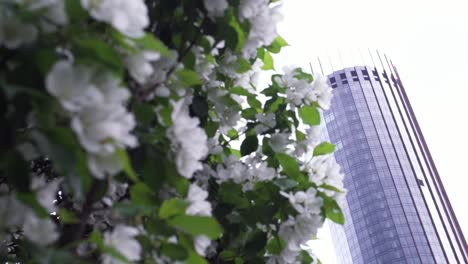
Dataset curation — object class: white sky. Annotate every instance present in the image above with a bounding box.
[274,0,468,262]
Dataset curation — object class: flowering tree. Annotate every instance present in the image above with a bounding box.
[0,0,346,263]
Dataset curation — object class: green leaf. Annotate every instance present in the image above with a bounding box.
[273,178,298,190]
[58,209,79,224]
[247,96,262,110]
[261,50,274,70]
[205,120,219,138]
[159,198,189,219]
[191,95,209,121]
[237,58,251,73]
[168,215,223,239]
[227,13,246,52]
[300,250,314,264]
[161,243,189,261]
[322,195,345,224]
[240,135,258,156]
[64,0,88,22]
[130,183,155,206]
[115,148,139,182]
[176,69,202,86]
[298,105,320,126]
[3,151,31,193]
[313,142,335,156]
[73,37,123,75]
[133,103,156,126]
[231,86,251,96]
[230,148,241,159]
[264,96,284,112]
[219,250,236,261]
[262,137,274,156]
[134,33,172,57]
[235,258,244,264]
[296,131,306,141]
[242,108,258,120]
[114,202,155,217]
[257,48,274,70]
[16,192,49,218]
[26,243,81,264]
[34,49,56,75]
[275,153,301,179]
[266,36,288,54]
[158,105,173,126]
[186,251,209,264]
[219,182,249,208]
[244,231,267,257]
[293,68,313,82]
[266,236,287,255]
[320,183,344,193]
[227,129,238,139]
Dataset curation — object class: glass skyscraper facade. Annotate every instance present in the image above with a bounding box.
[322,54,467,263]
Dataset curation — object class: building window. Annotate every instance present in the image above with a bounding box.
[362,69,370,81]
[417,179,425,186]
[351,70,359,81]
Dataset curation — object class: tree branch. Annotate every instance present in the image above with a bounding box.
[138,15,209,101]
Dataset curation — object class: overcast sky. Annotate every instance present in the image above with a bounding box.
[274,0,468,262]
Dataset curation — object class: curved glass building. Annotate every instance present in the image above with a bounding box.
[321,53,468,263]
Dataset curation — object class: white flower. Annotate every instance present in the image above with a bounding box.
[269,132,290,153]
[207,137,223,155]
[194,235,211,256]
[311,74,333,110]
[194,46,216,81]
[238,0,282,58]
[87,153,123,179]
[40,1,68,32]
[233,59,263,90]
[276,214,323,263]
[0,14,37,49]
[103,225,141,264]
[46,61,102,112]
[31,176,60,212]
[215,155,248,184]
[255,112,276,134]
[0,194,29,228]
[294,126,321,157]
[125,51,160,84]
[186,183,212,216]
[305,155,345,201]
[71,104,137,155]
[23,214,59,245]
[249,161,276,182]
[46,60,137,178]
[204,0,228,18]
[280,188,322,216]
[81,0,149,38]
[9,0,68,33]
[167,100,208,178]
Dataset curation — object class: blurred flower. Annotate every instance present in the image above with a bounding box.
[103,225,141,264]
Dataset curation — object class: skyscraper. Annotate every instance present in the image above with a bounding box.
[322,53,467,263]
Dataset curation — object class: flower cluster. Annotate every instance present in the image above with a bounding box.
[186,184,213,256]
[46,61,137,179]
[167,100,209,179]
[0,179,60,246]
[0,0,67,48]
[215,155,277,192]
[81,0,148,38]
[0,0,346,263]
[277,67,333,110]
